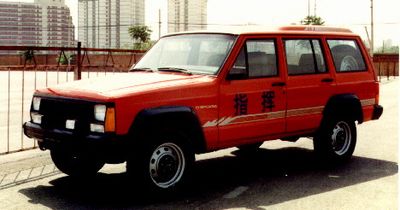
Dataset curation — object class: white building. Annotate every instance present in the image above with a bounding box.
[168,0,207,33]
[0,0,75,47]
[78,0,145,49]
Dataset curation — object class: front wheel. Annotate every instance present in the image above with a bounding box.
[314,118,357,163]
[126,132,194,193]
[148,142,188,189]
[50,148,105,177]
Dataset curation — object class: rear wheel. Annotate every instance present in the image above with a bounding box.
[314,118,357,163]
[50,148,105,177]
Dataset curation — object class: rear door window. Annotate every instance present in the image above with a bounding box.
[327,40,366,72]
[284,39,327,75]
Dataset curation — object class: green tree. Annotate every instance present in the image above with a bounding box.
[56,53,75,65]
[301,15,325,25]
[128,25,152,50]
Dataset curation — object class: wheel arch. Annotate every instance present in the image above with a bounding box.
[323,94,364,124]
[129,106,207,153]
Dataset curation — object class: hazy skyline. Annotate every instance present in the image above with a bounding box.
[1,0,399,48]
[148,0,400,48]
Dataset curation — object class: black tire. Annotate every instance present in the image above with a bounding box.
[126,130,194,193]
[50,148,105,177]
[314,118,357,163]
[236,142,263,152]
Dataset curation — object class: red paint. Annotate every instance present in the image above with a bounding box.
[34,26,381,151]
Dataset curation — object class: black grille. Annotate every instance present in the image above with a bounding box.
[38,97,95,134]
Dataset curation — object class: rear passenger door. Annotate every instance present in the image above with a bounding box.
[218,38,286,147]
[284,38,336,133]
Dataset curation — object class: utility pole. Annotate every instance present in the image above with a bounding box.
[370,0,374,56]
[314,0,317,16]
[364,26,372,56]
[158,9,161,39]
[307,0,310,16]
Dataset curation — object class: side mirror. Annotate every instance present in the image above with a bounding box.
[227,66,247,80]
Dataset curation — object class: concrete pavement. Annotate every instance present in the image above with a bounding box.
[0,78,398,209]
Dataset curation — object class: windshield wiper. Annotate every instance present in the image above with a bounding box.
[157,67,192,75]
[129,67,154,72]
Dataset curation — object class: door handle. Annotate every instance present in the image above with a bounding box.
[321,78,334,83]
[272,82,286,87]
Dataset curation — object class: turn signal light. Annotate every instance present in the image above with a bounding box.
[105,107,115,132]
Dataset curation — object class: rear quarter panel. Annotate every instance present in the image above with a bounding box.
[327,35,379,122]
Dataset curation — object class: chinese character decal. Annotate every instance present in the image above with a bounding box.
[261,91,275,112]
[234,93,248,115]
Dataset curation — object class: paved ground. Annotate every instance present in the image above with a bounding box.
[0,78,398,209]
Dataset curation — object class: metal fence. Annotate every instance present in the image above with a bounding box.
[0,46,398,155]
[373,54,399,81]
[0,44,144,155]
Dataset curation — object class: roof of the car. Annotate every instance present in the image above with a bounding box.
[164,25,357,37]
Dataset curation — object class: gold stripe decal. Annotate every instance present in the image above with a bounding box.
[286,106,324,117]
[203,111,285,128]
[203,98,376,128]
[360,98,375,106]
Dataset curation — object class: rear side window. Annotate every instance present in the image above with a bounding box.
[284,39,327,75]
[327,40,366,72]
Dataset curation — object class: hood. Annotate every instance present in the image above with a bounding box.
[37,72,215,100]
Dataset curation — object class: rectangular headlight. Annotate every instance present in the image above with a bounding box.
[32,97,41,111]
[94,104,107,121]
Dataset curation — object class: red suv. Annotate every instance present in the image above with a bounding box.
[24,26,383,192]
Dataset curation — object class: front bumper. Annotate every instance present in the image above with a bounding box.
[372,104,383,120]
[23,122,127,163]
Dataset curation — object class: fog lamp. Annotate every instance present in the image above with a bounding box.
[66,119,75,130]
[90,123,104,133]
[31,113,43,124]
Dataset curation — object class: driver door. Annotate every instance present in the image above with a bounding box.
[218,38,287,148]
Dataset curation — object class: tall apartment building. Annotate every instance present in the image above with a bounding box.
[168,0,207,33]
[78,0,145,49]
[0,0,75,47]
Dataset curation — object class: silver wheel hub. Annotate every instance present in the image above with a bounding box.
[331,121,352,155]
[149,142,185,188]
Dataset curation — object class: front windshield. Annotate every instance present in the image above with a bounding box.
[132,34,236,75]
